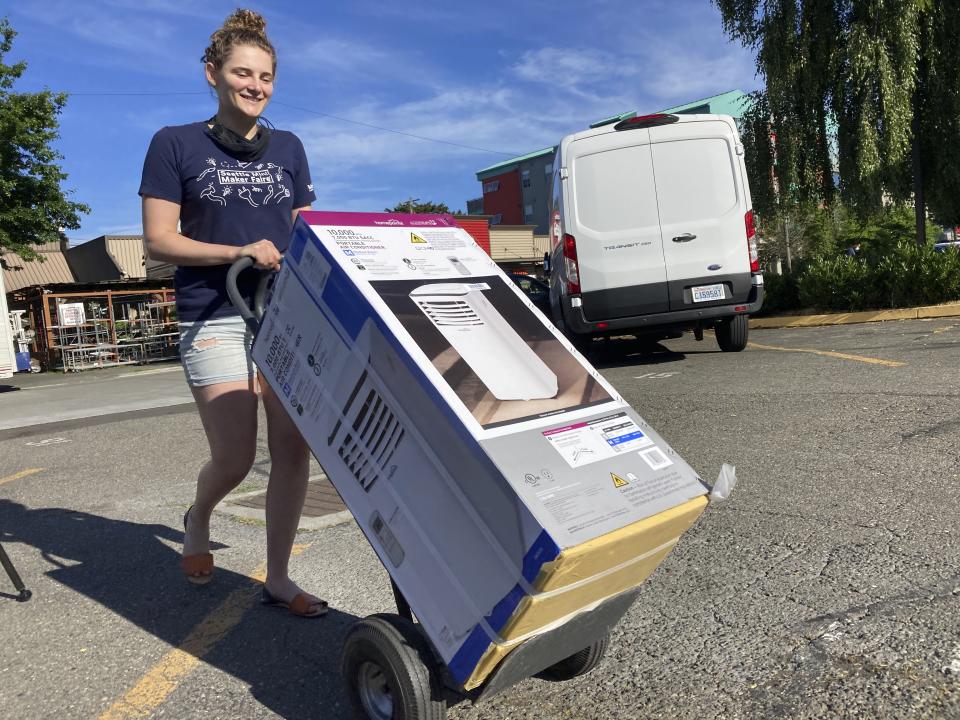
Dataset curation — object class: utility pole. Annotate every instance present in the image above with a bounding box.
[405,196,419,214]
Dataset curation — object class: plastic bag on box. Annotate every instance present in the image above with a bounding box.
[709,463,737,502]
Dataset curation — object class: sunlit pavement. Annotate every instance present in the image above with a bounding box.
[1,318,957,719]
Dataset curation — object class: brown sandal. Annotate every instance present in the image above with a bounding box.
[182,506,213,585]
[261,587,328,618]
[181,553,214,585]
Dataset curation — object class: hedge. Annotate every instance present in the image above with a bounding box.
[758,242,960,315]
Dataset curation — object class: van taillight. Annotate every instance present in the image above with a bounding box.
[614,113,679,131]
[563,234,581,294]
[745,210,759,273]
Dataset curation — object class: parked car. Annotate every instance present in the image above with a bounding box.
[508,272,551,316]
[547,112,764,352]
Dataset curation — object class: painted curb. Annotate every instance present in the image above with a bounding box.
[750,303,960,329]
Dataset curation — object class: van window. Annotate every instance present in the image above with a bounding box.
[652,138,737,225]
[573,145,660,233]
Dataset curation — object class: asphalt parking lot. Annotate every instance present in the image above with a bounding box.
[1,318,958,719]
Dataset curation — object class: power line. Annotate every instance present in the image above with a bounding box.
[67,91,208,96]
[61,90,519,156]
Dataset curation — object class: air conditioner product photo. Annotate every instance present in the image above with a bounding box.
[410,283,558,401]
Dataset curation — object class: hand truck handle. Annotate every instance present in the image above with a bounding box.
[225,256,273,333]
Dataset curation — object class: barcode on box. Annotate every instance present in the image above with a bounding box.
[639,446,672,470]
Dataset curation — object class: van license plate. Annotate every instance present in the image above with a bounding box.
[692,284,724,303]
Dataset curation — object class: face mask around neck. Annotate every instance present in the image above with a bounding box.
[204,117,272,162]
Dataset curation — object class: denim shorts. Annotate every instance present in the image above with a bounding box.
[178,315,256,387]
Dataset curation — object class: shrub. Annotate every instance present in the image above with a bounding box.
[786,243,960,312]
[797,256,874,311]
[754,204,958,315]
[756,269,801,316]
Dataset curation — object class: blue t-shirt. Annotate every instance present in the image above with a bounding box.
[139,122,316,322]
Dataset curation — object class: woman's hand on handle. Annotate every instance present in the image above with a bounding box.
[239,239,282,271]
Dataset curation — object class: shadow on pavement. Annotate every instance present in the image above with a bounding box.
[0,384,20,394]
[0,500,359,720]
[588,337,687,369]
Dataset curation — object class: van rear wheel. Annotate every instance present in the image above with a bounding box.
[715,314,749,352]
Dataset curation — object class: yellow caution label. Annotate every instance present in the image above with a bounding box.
[410,233,427,244]
[611,472,629,488]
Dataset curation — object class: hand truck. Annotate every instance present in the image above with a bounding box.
[227,257,641,719]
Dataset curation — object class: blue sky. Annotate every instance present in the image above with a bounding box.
[6,0,759,243]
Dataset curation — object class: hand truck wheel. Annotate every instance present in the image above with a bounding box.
[536,633,609,682]
[341,613,446,720]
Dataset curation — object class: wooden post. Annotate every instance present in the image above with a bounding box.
[107,290,117,346]
[26,302,40,358]
[40,291,54,372]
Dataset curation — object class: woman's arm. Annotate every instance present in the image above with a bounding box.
[292,205,311,221]
[142,196,281,270]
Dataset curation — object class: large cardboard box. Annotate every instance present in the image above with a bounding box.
[252,211,709,690]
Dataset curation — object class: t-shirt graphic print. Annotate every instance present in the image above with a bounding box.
[196,159,293,208]
[139,122,316,322]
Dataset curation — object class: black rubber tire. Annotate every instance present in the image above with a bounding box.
[341,614,446,720]
[536,634,609,682]
[715,314,749,352]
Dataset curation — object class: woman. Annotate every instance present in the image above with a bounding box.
[140,9,325,617]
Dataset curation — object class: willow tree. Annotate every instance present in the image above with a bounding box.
[716,0,958,245]
[914,1,960,230]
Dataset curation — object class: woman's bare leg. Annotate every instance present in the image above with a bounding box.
[183,377,259,559]
[259,376,320,605]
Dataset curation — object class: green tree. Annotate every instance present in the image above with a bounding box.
[835,204,940,260]
[716,0,959,243]
[384,199,452,214]
[0,17,87,263]
[914,1,960,229]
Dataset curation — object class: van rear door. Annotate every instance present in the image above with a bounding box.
[568,131,670,321]
[649,119,751,310]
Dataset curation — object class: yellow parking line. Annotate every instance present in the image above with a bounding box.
[0,468,44,486]
[98,543,312,720]
[748,342,906,367]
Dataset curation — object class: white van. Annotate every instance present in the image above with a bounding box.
[547,113,763,352]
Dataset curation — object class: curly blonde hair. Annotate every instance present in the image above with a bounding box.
[202,9,276,71]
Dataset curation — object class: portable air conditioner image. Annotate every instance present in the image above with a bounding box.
[409,283,558,401]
